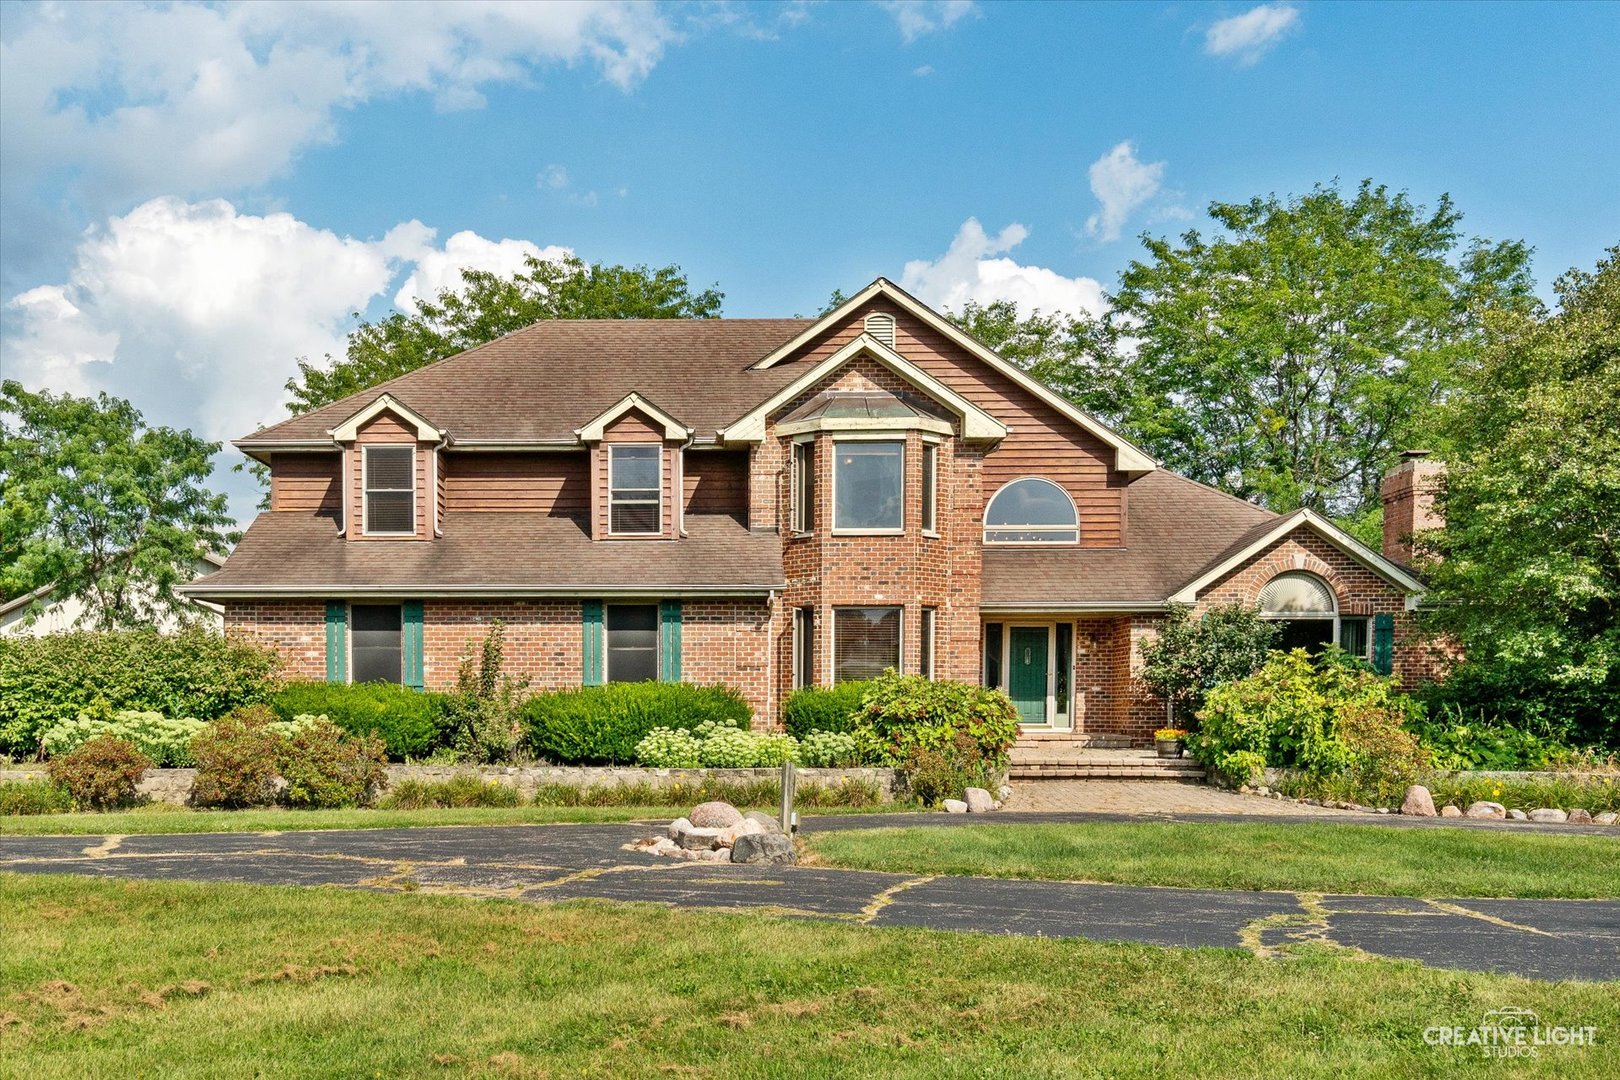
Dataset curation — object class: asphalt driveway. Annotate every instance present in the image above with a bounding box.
[3,819,1616,982]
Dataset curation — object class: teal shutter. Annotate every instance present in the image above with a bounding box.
[582,600,605,685]
[659,601,683,682]
[324,602,347,684]
[402,601,425,689]
[1372,613,1395,676]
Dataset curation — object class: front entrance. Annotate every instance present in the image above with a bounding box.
[1007,626,1051,727]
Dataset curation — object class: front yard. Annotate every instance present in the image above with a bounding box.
[803,821,1620,899]
[4,873,1616,1078]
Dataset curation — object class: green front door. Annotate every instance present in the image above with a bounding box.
[1008,627,1049,726]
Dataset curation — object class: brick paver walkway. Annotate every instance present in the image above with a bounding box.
[1007,780,1358,816]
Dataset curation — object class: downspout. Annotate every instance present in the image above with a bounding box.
[335,440,349,537]
[765,587,779,728]
[676,433,694,537]
[431,437,448,538]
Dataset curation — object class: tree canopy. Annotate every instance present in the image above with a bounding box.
[0,381,234,628]
[284,254,724,414]
[1416,246,1620,745]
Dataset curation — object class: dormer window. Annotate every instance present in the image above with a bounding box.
[363,445,415,535]
[609,445,661,535]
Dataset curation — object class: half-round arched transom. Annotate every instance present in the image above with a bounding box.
[1258,572,1336,615]
[984,477,1079,543]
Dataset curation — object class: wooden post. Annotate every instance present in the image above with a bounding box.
[779,760,797,833]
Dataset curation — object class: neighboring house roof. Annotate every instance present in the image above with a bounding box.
[981,471,1277,609]
[238,319,817,452]
[0,553,228,631]
[181,514,784,599]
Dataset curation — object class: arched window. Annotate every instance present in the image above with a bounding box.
[984,478,1078,543]
[1257,571,1370,660]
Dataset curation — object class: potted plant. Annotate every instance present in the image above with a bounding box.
[1154,728,1188,758]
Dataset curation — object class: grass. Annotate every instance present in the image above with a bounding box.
[2,874,1616,1078]
[804,821,1620,899]
[0,800,912,837]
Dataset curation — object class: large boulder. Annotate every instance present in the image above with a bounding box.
[1400,786,1437,817]
[1567,808,1594,825]
[691,801,744,829]
[1508,809,1529,821]
[744,810,784,834]
[1596,812,1618,825]
[731,832,795,865]
[1465,801,1506,820]
[964,787,995,813]
[676,825,727,851]
[1528,808,1568,823]
[1439,805,1463,818]
[942,799,968,814]
[666,817,693,840]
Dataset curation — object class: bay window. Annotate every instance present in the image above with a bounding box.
[833,440,903,532]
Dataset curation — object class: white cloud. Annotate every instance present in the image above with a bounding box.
[912,64,935,77]
[1085,141,1165,243]
[881,1,978,44]
[0,1,674,284]
[900,218,1106,320]
[539,165,571,190]
[1203,4,1300,65]
[1,197,562,520]
[393,232,572,312]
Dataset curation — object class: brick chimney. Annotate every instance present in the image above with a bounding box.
[1381,450,1444,563]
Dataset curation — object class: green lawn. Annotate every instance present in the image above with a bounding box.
[804,822,1620,899]
[2,874,1615,1078]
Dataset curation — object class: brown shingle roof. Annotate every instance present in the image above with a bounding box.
[184,512,785,597]
[981,471,1277,607]
[243,319,816,446]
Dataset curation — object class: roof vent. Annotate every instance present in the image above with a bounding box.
[864,312,896,348]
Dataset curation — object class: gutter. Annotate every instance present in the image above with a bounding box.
[977,601,1170,615]
[177,582,787,601]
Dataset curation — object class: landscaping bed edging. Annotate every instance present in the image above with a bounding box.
[0,765,895,807]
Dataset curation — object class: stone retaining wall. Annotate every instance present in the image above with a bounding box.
[1262,767,1618,785]
[0,765,895,806]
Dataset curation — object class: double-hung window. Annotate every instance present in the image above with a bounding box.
[609,445,661,535]
[833,440,904,533]
[363,445,415,535]
[792,441,814,534]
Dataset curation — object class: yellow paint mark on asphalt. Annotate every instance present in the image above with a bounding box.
[81,835,125,859]
[859,876,936,924]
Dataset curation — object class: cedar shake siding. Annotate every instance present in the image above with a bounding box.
[201,278,1432,739]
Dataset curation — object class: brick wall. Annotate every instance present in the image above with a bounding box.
[224,600,328,681]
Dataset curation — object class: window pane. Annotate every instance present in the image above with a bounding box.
[794,442,814,532]
[835,441,903,531]
[350,604,402,684]
[606,604,658,682]
[920,608,934,679]
[1273,618,1334,654]
[921,445,936,532]
[984,623,1003,688]
[985,527,1079,543]
[1055,623,1072,716]
[1339,616,1369,658]
[365,490,412,533]
[794,607,814,688]
[833,607,900,683]
[1259,573,1336,614]
[365,446,414,490]
[986,478,1077,527]
[611,502,660,534]
[611,445,660,489]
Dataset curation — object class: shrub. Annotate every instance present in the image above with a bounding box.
[270,681,451,761]
[190,705,288,809]
[277,718,389,809]
[752,732,799,767]
[45,735,152,810]
[799,731,862,768]
[696,722,763,767]
[901,736,995,806]
[523,682,752,764]
[0,778,74,815]
[0,628,278,757]
[782,681,871,737]
[852,673,1021,769]
[633,727,704,768]
[1191,649,1427,787]
[440,621,529,763]
[527,776,884,809]
[42,711,207,767]
[380,774,522,809]
[1138,603,1279,726]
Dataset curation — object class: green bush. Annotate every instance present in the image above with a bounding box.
[440,620,529,763]
[270,681,451,761]
[0,628,278,756]
[782,681,871,737]
[633,727,704,767]
[799,731,862,768]
[45,735,152,810]
[1138,603,1279,725]
[901,735,1002,806]
[190,705,287,809]
[853,673,1021,769]
[1408,700,1576,770]
[527,776,884,809]
[277,718,389,809]
[1192,649,1427,792]
[632,720,801,769]
[0,778,74,815]
[41,711,207,767]
[380,774,522,809]
[523,682,752,764]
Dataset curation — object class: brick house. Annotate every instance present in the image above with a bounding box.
[185,280,1432,744]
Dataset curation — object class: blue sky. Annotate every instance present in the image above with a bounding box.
[1,1,1616,520]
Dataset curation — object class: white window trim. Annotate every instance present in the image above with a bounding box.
[791,436,814,536]
[1256,574,1373,660]
[921,440,939,538]
[361,444,416,537]
[831,605,903,684]
[983,476,1080,546]
[607,444,664,538]
[830,436,906,536]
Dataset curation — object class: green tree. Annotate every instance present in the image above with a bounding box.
[284,254,723,413]
[1092,181,1534,519]
[1137,604,1280,725]
[1417,246,1620,746]
[0,381,234,626]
